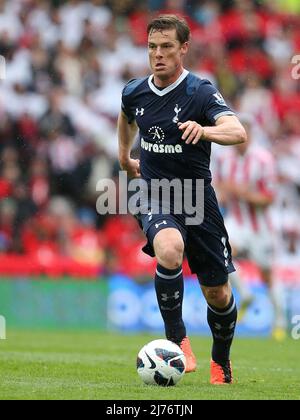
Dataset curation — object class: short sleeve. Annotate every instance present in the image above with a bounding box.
[121,80,137,124]
[121,94,135,124]
[198,81,235,125]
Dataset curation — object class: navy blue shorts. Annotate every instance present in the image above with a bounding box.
[136,185,235,287]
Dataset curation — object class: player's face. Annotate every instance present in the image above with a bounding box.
[148,29,188,86]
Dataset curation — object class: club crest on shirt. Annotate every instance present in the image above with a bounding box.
[172,104,182,123]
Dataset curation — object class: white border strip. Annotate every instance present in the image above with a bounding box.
[148,69,189,97]
[213,111,235,121]
[156,269,183,280]
[208,298,236,316]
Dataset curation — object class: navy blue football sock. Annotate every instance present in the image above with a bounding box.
[155,264,186,344]
[207,294,237,364]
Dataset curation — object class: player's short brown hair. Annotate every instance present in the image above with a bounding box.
[147,15,191,44]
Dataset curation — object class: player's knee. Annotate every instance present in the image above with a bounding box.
[156,242,184,270]
[203,285,231,309]
[154,229,184,270]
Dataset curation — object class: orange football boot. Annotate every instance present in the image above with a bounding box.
[179,337,197,373]
[210,360,233,384]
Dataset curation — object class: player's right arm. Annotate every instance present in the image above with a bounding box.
[179,80,246,146]
[118,111,140,178]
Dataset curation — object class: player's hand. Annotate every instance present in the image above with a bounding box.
[178,121,205,145]
[119,158,141,179]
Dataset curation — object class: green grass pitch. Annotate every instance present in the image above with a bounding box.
[0,330,299,400]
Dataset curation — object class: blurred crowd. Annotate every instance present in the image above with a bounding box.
[0,0,300,275]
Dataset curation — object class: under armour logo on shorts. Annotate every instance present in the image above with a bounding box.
[155,221,167,229]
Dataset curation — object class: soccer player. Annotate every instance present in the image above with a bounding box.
[118,15,247,384]
[214,115,287,341]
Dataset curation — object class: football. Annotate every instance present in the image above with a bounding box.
[136,339,186,386]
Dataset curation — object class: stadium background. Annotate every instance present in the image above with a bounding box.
[0,0,300,337]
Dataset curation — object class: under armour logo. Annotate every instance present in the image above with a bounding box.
[136,108,144,116]
[161,291,180,302]
[172,104,182,123]
[155,221,167,229]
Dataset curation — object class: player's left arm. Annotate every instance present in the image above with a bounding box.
[179,115,247,146]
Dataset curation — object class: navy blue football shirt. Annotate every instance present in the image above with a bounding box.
[121,70,234,184]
